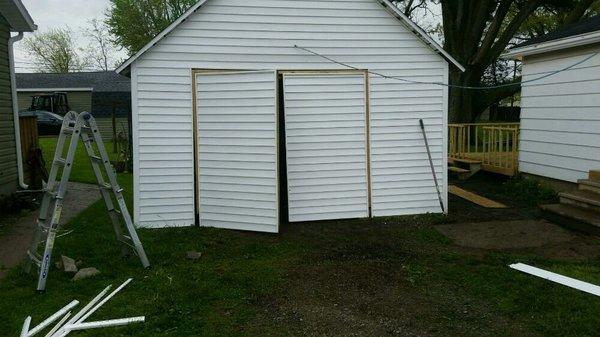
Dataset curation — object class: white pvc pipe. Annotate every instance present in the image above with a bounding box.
[20,316,31,337]
[53,285,112,337]
[63,316,145,331]
[26,300,79,337]
[8,32,28,189]
[75,279,132,324]
[43,312,71,337]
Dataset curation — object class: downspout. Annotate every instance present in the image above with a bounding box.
[9,32,28,189]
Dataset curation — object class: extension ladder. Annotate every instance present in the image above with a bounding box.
[25,111,150,292]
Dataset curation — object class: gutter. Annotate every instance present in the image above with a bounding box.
[9,32,28,189]
[503,30,600,59]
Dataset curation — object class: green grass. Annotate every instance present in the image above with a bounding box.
[0,139,598,336]
[38,137,121,184]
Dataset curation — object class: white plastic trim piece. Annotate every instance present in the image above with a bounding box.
[20,279,144,337]
[510,263,600,296]
[25,300,79,337]
[64,317,145,331]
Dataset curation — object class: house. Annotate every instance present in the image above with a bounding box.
[0,0,36,198]
[117,0,464,232]
[504,16,600,235]
[16,71,131,139]
[503,16,600,185]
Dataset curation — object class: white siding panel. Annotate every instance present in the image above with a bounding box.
[133,0,448,227]
[196,71,279,233]
[519,47,600,182]
[284,73,369,222]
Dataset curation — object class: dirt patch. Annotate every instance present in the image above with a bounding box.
[0,182,101,279]
[435,219,600,261]
[250,260,537,337]
[435,220,575,249]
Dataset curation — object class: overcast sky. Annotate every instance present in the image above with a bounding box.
[15,0,127,72]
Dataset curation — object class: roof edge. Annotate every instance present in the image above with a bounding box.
[116,0,209,74]
[503,30,600,59]
[378,0,465,71]
[6,0,37,32]
[117,0,465,74]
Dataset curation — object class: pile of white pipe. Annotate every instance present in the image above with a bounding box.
[20,278,145,337]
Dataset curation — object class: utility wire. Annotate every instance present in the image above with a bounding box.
[294,45,599,90]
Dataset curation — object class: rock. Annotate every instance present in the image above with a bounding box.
[61,255,78,273]
[72,267,100,281]
[186,251,202,260]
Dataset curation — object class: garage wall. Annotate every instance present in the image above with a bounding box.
[520,45,600,183]
[131,0,448,228]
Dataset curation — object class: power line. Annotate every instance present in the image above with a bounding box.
[294,45,599,90]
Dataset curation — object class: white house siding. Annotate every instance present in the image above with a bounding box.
[132,0,448,228]
[519,45,600,183]
[196,71,279,232]
[283,73,369,222]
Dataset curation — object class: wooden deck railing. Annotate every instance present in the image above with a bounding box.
[449,123,520,176]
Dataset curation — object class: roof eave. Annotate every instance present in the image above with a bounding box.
[2,0,37,32]
[502,30,600,60]
[116,0,209,74]
[378,0,465,72]
[117,0,466,74]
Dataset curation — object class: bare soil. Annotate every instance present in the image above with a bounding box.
[0,182,101,279]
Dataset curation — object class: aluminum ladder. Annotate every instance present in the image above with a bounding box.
[25,111,150,292]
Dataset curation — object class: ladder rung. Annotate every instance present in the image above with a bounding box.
[27,251,42,266]
[90,155,102,162]
[54,158,67,166]
[101,183,112,190]
[62,127,75,135]
[45,190,58,198]
[111,209,122,215]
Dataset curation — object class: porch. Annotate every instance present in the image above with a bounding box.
[449,123,520,178]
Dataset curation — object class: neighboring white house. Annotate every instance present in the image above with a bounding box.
[117,0,464,232]
[503,16,600,184]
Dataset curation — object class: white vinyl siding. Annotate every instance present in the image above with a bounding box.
[196,71,279,232]
[283,73,369,222]
[132,0,448,228]
[519,46,600,183]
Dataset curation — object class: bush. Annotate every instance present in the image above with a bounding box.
[497,175,558,207]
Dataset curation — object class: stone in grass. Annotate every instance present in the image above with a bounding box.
[186,251,203,260]
[72,267,100,281]
[61,255,78,273]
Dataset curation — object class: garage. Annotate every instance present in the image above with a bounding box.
[117,0,464,231]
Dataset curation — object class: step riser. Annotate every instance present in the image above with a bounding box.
[579,183,600,195]
[541,208,600,236]
[560,196,600,213]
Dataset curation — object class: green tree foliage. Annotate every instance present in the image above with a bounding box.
[106,0,197,54]
[23,27,88,73]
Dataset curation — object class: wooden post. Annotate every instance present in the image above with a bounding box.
[112,102,117,153]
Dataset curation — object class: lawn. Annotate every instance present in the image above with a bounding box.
[0,139,598,336]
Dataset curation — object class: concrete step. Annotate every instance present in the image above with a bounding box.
[540,203,600,236]
[559,190,600,213]
[578,179,600,195]
[590,170,600,183]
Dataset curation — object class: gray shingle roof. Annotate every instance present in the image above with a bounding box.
[514,15,600,48]
[16,71,131,92]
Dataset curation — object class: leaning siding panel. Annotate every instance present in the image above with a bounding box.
[133,0,448,227]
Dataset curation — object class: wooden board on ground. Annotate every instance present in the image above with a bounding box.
[449,185,507,208]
